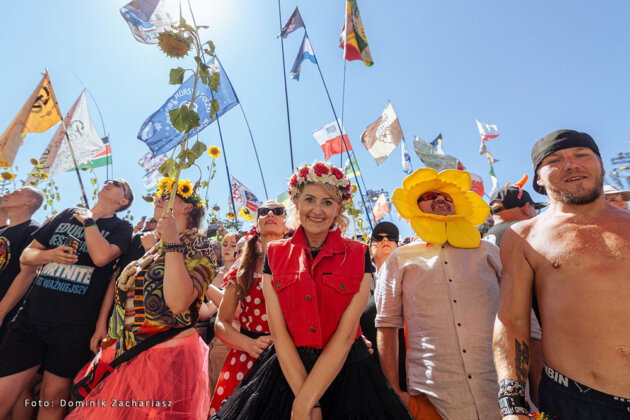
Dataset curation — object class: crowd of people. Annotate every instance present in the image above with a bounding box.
[0,128,627,420]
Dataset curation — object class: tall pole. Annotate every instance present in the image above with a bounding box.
[278,0,295,172]
[62,126,90,209]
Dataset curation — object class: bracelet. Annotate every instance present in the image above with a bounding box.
[164,242,184,253]
[498,379,530,417]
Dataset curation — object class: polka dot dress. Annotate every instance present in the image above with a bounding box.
[209,274,269,415]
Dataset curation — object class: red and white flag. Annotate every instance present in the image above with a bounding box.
[476,119,499,141]
[312,119,351,160]
[373,193,389,222]
[469,173,485,197]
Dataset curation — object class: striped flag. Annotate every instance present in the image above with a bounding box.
[343,155,361,178]
[401,140,412,174]
[340,0,373,66]
[312,119,351,160]
[290,34,317,81]
[72,137,112,171]
[476,120,499,141]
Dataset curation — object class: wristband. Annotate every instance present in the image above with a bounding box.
[498,378,530,417]
[164,242,184,253]
[83,217,97,229]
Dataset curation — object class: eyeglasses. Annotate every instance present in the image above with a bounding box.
[417,191,452,203]
[257,207,285,217]
[105,179,129,201]
[372,234,398,244]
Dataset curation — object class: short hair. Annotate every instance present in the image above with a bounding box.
[115,178,134,212]
[23,186,43,215]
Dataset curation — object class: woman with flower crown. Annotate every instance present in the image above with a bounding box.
[208,200,289,416]
[67,177,217,419]
[212,162,412,420]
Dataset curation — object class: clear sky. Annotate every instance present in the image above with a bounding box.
[1,0,629,237]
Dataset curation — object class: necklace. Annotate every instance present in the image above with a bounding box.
[306,239,325,252]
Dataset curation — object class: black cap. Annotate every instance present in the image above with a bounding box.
[490,186,546,212]
[531,129,601,195]
[371,222,399,241]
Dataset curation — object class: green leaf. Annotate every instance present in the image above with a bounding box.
[204,40,215,56]
[208,71,220,92]
[190,140,207,160]
[159,158,178,178]
[196,25,209,30]
[91,178,97,185]
[169,67,186,85]
[168,106,200,133]
[199,62,210,86]
[209,99,220,121]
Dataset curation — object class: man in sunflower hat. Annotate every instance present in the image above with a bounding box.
[375,168,503,419]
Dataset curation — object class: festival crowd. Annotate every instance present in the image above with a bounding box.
[0,129,628,420]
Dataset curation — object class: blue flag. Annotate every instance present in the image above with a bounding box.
[138,56,239,155]
[290,34,317,81]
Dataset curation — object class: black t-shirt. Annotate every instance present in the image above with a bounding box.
[482,221,518,248]
[0,219,41,310]
[119,232,146,270]
[262,248,373,275]
[24,208,133,327]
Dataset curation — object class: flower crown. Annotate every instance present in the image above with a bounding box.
[288,162,352,204]
[156,177,204,207]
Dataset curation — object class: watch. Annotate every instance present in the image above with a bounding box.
[83,217,97,228]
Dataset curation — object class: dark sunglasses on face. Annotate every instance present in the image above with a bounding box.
[417,191,452,203]
[257,207,285,217]
[104,179,128,200]
[372,234,398,244]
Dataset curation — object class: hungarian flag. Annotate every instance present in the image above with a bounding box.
[339,0,373,66]
[73,137,112,170]
[312,119,351,160]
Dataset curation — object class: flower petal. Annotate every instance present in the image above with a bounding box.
[410,216,447,244]
[463,191,490,226]
[402,168,438,191]
[446,219,481,248]
[391,188,416,219]
[438,169,472,192]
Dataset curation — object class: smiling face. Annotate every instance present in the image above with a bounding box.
[536,147,604,205]
[417,190,455,216]
[99,179,130,211]
[296,183,341,238]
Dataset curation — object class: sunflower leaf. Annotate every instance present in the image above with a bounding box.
[169,67,186,85]
[168,106,200,133]
[158,158,178,178]
[190,140,207,160]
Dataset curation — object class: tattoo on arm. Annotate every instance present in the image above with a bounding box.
[514,339,530,385]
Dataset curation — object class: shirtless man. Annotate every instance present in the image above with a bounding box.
[493,129,630,419]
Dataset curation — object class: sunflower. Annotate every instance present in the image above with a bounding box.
[391,168,489,248]
[157,177,174,195]
[157,30,191,58]
[208,145,221,159]
[177,179,194,198]
[1,171,15,181]
[225,212,236,219]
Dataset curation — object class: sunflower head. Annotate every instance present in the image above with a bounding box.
[157,30,192,58]
[1,171,15,181]
[208,145,221,159]
[391,168,490,248]
[177,179,193,198]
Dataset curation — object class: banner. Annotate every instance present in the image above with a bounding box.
[430,132,444,155]
[0,71,62,167]
[413,136,463,171]
[279,6,304,38]
[120,0,179,44]
[312,119,351,160]
[360,102,403,165]
[71,137,112,171]
[229,176,262,222]
[476,119,499,141]
[290,34,317,81]
[29,91,105,182]
[339,0,373,66]
[469,173,485,197]
[138,150,167,173]
[142,170,161,191]
[138,56,239,155]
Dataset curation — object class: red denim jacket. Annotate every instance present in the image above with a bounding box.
[267,226,367,348]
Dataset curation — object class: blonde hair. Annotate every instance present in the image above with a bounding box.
[287,183,349,233]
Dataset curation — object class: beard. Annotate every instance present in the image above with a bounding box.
[548,170,604,205]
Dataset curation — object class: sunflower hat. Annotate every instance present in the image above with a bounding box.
[391,168,490,248]
[156,177,204,207]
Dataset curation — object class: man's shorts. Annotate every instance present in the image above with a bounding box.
[0,312,94,379]
[539,363,630,419]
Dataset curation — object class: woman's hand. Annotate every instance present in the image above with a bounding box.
[247,335,272,359]
[140,232,159,251]
[291,397,320,420]
[156,212,179,244]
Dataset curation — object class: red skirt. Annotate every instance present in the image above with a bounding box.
[67,332,210,420]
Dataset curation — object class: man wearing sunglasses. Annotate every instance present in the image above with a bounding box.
[0,179,134,419]
[376,188,503,419]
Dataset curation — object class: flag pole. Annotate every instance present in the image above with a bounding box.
[304,29,374,230]
[61,121,90,209]
[278,0,295,172]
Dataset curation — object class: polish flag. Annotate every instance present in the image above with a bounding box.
[476,119,500,141]
[312,119,352,160]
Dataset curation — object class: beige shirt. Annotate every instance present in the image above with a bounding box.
[375,240,502,420]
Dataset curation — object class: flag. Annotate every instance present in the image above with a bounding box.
[70,137,112,171]
[0,71,62,167]
[401,140,412,174]
[360,102,403,165]
[290,34,317,81]
[279,7,304,38]
[277,191,291,208]
[478,140,499,164]
[372,193,389,222]
[29,91,106,182]
[230,176,262,222]
[413,136,463,171]
[120,0,179,44]
[430,133,444,155]
[469,173,485,197]
[138,56,239,155]
[142,170,161,191]
[339,0,373,66]
[343,155,361,178]
[476,119,499,141]
[138,150,168,173]
[489,163,498,196]
[312,119,352,160]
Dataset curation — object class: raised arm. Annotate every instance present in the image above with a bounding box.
[493,228,535,419]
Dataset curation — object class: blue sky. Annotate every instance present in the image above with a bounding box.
[1,0,628,237]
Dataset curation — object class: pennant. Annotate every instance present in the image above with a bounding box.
[469,173,485,197]
[401,140,412,174]
[0,71,62,167]
[120,0,179,44]
[279,7,305,38]
[138,150,168,173]
[339,0,373,66]
[70,137,112,171]
[413,136,463,171]
[138,56,239,155]
[312,119,352,160]
[476,119,499,141]
[489,163,498,196]
[229,176,262,222]
[372,193,389,222]
[29,91,106,182]
[290,34,317,81]
[360,102,403,165]
[430,133,444,155]
[343,155,361,178]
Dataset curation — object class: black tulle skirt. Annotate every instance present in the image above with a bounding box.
[210,338,412,420]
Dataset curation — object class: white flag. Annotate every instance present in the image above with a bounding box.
[401,140,412,174]
[476,119,500,141]
[360,102,404,165]
[29,91,105,183]
[120,0,179,44]
[229,176,262,222]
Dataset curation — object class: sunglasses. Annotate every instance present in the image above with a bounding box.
[257,207,285,217]
[372,234,398,244]
[417,191,452,203]
[105,179,129,201]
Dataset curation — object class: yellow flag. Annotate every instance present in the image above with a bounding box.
[0,71,62,167]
